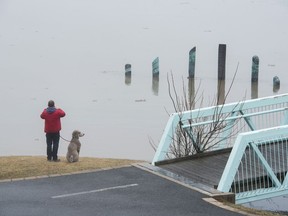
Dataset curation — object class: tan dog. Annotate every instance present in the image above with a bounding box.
[66,130,85,163]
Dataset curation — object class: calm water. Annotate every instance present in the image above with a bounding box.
[1,0,288,210]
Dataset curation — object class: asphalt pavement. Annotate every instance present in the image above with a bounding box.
[0,166,245,216]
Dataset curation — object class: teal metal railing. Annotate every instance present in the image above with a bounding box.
[152,94,288,165]
[217,125,288,204]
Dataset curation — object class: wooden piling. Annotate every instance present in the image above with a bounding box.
[125,64,132,85]
[273,76,280,93]
[218,44,226,80]
[125,64,131,75]
[188,47,196,78]
[152,57,159,76]
[251,56,259,82]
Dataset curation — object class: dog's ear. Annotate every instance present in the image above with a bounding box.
[72,130,79,138]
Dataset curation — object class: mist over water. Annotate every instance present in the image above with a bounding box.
[1,0,288,212]
[0,0,288,159]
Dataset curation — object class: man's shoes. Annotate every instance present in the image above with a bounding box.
[47,159,52,162]
[53,159,61,162]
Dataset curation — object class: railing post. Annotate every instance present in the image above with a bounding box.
[152,114,180,165]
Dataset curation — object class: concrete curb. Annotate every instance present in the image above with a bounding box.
[133,163,260,215]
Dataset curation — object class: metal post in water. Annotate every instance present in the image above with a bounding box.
[251,56,259,82]
[273,76,280,93]
[125,64,131,75]
[218,44,226,80]
[152,57,159,76]
[125,64,132,85]
[188,47,196,78]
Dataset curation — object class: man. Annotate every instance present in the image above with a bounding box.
[40,100,66,162]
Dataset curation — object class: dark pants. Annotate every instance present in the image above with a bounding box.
[46,132,60,161]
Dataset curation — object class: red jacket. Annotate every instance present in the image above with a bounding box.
[40,107,66,133]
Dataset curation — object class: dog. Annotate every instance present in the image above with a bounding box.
[66,130,85,163]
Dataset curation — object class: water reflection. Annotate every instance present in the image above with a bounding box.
[273,85,280,93]
[188,78,195,109]
[152,75,159,96]
[125,73,132,86]
[251,82,258,99]
[217,80,225,105]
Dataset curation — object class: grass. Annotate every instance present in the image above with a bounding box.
[0,156,142,180]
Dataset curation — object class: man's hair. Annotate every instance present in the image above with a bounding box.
[48,100,55,107]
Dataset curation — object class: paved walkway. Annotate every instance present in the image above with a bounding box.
[0,165,249,216]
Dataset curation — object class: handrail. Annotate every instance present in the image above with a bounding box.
[181,107,288,128]
[217,125,288,204]
[152,94,288,165]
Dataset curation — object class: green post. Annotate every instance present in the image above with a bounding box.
[152,57,159,76]
[125,64,131,85]
[273,76,280,93]
[188,47,196,78]
[125,64,131,75]
[251,56,259,82]
[218,44,226,80]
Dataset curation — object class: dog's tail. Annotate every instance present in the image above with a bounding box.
[69,155,74,163]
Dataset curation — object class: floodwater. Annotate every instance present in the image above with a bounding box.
[1,0,288,212]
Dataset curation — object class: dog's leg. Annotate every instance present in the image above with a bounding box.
[74,154,79,162]
[69,155,74,163]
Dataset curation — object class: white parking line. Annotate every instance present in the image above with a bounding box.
[51,183,138,199]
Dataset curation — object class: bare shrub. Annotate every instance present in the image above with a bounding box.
[165,64,242,159]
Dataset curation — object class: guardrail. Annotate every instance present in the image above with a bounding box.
[152,94,288,165]
[217,125,288,204]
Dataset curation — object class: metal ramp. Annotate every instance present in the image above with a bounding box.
[152,94,288,204]
[218,126,288,204]
[155,148,231,189]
